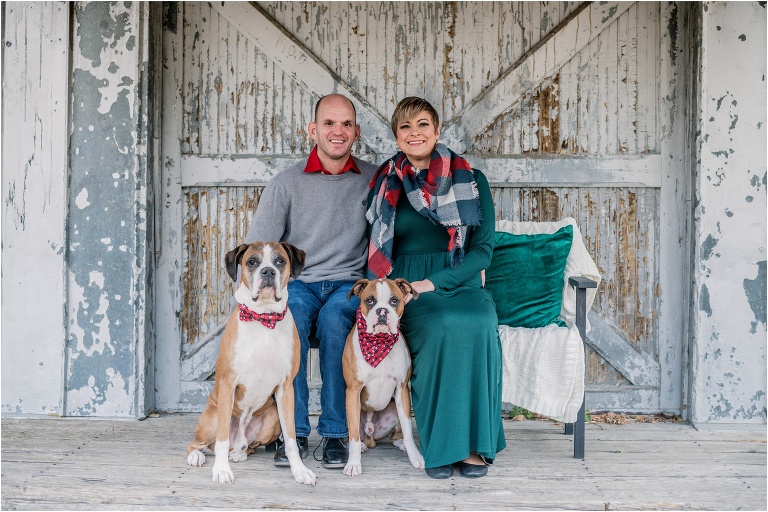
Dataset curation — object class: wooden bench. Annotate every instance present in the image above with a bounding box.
[488,218,600,459]
[307,218,599,459]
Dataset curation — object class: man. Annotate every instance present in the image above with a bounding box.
[245,94,377,468]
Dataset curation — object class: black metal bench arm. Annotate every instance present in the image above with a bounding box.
[565,276,598,459]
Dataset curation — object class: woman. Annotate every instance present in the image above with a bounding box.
[367,97,506,478]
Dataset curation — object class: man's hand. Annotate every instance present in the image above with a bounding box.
[404,279,434,304]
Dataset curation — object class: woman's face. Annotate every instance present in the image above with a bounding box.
[395,110,440,169]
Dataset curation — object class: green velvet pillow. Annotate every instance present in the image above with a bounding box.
[486,225,573,328]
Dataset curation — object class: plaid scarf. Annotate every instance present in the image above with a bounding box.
[239,304,287,329]
[356,308,400,368]
[367,143,481,278]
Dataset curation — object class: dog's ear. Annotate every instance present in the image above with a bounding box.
[280,243,306,279]
[395,278,419,300]
[347,279,369,300]
[225,244,250,283]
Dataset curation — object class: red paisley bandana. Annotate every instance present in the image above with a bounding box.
[239,304,287,329]
[356,308,399,368]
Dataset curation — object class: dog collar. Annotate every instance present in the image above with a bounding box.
[356,308,399,368]
[239,304,287,329]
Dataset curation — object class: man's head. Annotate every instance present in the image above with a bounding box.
[308,94,361,169]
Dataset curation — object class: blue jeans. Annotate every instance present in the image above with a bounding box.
[288,279,359,439]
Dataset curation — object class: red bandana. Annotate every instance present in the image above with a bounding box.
[239,304,287,329]
[356,308,399,368]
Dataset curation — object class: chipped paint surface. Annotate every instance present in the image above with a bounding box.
[64,1,154,418]
[690,2,767,424]
[1,2,70,416]
[7,2,761,422]
[164,2,671,414]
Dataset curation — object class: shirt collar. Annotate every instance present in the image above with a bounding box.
[303,146,361,175]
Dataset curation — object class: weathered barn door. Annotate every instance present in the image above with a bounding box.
[156,2,687,416]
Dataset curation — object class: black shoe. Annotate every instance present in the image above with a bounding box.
[425,464,454,479]
[273,436,309,467]
[458,461,488,478]
[321,437,348,469]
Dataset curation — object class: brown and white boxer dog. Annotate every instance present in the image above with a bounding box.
[187,242,316,486]
[341,278,425,476]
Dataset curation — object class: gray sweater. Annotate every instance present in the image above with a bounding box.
[246,157,377,283]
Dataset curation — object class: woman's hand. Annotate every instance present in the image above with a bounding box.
[404,279,435,304]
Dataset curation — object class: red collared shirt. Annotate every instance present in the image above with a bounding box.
[303,146,361,175]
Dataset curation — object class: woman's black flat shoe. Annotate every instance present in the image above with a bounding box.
[425,464,454,479]
[458,461,488,478]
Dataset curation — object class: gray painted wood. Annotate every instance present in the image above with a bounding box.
[1,1,70,416]
[64,2,157,418]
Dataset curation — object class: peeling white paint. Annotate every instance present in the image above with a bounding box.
[68,275,114,358]
[1,1,69,416]
[691,1,767,424]
[75,188,90,209]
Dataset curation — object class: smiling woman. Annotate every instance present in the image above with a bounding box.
[391,101,441,170]
[366,96,506,479]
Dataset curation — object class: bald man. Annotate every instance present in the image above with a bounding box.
[246,94,376,469]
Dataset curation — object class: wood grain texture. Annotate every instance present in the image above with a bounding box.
[1,415,765,511]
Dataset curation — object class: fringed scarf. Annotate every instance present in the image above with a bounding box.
[366,143,481,278]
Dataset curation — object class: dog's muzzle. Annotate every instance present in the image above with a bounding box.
[375,308,388,325]
[259,266,277,289]
[254,265,283,301]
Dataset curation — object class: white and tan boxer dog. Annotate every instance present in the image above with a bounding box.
[187,242,316,486]
[342,278,425,477]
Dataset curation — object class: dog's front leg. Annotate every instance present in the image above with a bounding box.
[229,408,252,463]
[343,385,363,476]
[211,381,237,483]
[274,381,316,485]
[395,382,425,469]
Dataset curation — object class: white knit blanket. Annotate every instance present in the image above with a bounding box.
[495,218,601,423]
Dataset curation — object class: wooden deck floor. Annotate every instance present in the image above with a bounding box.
[1,413,765,511]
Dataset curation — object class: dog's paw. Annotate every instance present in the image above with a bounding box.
[360,443,369,453]
[291,465,316,486]
[409,451,425,469]
[187,449,206,466]
[343,462,362,477]
[229,449,247,463]
[393,439,406,452]
[212,465,235,484]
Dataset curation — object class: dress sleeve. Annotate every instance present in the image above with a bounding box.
[245,178,289,244]
[427,170,495,292]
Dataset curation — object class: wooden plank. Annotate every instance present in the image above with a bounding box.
[474,154,662,187]
[182,1,199,154]
[637,1,657,153]
[201,2,216,155]
[178,154,663,188]
[211,1,392,153]
[1,1,70,415]
[441,1,632,152]
[1,416,765,511]
[586,310,660,387]
[155,2,186,412]
[604,17,619,155]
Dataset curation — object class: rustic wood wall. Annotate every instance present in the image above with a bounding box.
[157,1,679,414]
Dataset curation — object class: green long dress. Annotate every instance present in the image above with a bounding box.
[374,169,506,469]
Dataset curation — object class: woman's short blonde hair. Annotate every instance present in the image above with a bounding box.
[390,97,440,136]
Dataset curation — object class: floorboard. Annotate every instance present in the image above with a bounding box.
[1,414,765,511]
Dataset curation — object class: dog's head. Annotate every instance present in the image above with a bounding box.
[226,242,305,311]
[347,278,417,334]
